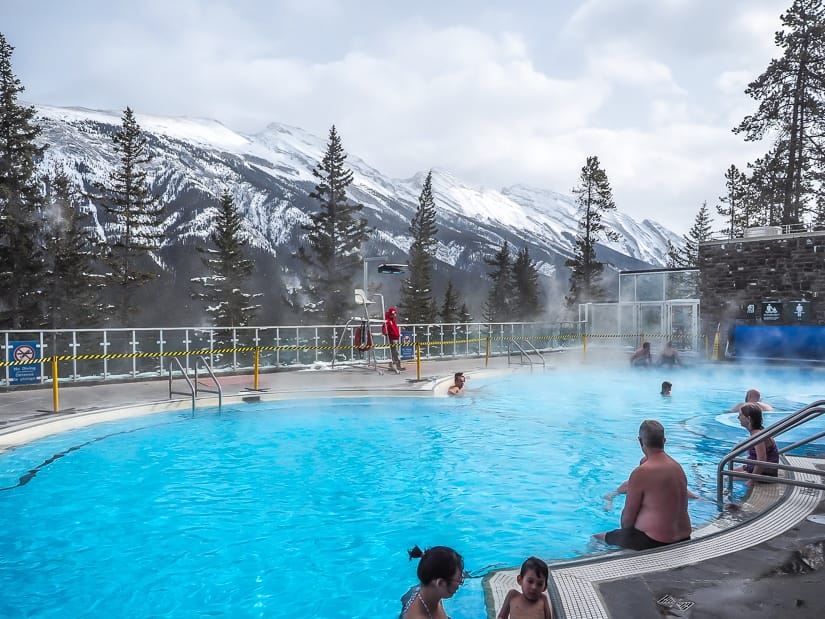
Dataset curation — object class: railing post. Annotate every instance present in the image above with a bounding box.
[254,347,260,390]
[52,356,59,413]
[582,334,587,362]
[416,342,422,381]
[485,336,490,367]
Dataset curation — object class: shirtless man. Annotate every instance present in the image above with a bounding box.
[595,420,692,550]
[447,372,466,396]
[729,388,773,412]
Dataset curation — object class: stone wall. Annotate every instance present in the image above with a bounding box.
[698,231,825,336]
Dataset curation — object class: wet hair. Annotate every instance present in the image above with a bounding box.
[642,342,650,350]
[520,556,549,581]
[660,381,672,395]
[407,545,464,585]
[638,419,665,448]
[740,403,764,429]
[454,372,464,380]
[745,389,761,402]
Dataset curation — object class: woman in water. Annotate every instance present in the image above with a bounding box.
[400,545,464,619]
[734,403,779,486]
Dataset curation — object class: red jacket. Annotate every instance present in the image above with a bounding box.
[384,307,401,339]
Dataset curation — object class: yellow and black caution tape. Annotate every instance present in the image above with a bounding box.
[2,333,680,368]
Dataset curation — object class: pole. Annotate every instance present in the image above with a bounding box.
[416,343,421,381]
[254,347,260,390]
[52,356,59,413]
[485,337,490,367]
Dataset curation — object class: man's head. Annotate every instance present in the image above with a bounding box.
[745,388,761,403]
[661,381,672,396]
[638,419,665,449]
[454,372,465,386]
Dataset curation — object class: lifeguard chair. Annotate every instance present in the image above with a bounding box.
[332,288,387,372]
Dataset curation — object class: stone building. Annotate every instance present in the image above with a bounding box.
[698,227,824,359]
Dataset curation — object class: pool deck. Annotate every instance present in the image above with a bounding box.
[2,354,825,618]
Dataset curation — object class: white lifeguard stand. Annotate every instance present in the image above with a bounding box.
[332,288,387,372]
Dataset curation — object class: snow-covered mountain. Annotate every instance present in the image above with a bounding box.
[33,104,681,322]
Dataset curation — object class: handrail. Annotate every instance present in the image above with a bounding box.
[507,340,532,367]
[520,339,546,369]
[716,399,825,505]
[195,356,222,408]
[168,357,196,410]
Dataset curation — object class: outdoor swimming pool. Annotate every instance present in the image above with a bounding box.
[1,366,823,617]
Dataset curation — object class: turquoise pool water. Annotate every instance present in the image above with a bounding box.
[0,366,823,617]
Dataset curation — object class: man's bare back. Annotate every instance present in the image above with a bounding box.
[596,420,692,550]
[623,452,691,543]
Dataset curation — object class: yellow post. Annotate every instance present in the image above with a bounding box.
[51,356,59,413]
[254,347,260,390]
[485,337,491,367]
[415,343,421,380]
[582,334,587,362]
[712,331,721,361]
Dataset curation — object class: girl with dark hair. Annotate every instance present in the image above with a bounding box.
[735,403,779,485]
[400,545,464,619]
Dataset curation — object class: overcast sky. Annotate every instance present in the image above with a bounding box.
[6,0,787,233]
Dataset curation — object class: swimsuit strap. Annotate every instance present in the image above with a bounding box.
[417,591,434,619]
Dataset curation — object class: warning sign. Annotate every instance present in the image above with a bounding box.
[9,341,41,385]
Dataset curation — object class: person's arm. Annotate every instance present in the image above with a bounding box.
[759,402,774,411]
[544,595,554,619]
[620,469,644,529]
[497,589,517,619]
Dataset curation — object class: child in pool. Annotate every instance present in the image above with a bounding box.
[497,556,553,619]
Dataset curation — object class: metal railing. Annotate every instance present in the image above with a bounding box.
[0,322,582,386]
[507,340,546,369]
[168,356,222,411]
[717,400,825,505]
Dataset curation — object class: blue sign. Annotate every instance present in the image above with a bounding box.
[400,331,415,361]
[9,340,41,385]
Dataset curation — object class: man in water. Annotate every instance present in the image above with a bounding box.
[729,388,773,412]
[595,420,692,550]
[447,372,466,396]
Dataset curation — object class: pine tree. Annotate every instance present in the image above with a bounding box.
[0,33,47,329]
[734,0,825,226]
[400,171,438,323]
[191,189,260,327]
[458,302,472,323]
[512,246,541,320]
[716,165,750,239]
[97,107,165,326]
[667,202,713,268]
[483,241,513,322]
[296,126,372,324]
[439,279,460,323]
[41,168,104,328]
[565,155,619,309]
[748,146,788,226]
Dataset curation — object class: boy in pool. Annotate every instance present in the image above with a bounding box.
[660,381,672,396]
[497,556,553,619]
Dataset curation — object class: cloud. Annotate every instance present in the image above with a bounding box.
[4,0,787,234]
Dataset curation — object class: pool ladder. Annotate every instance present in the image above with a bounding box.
[716,399,825,506]
[168,356,223,411]
[506,340,546,369]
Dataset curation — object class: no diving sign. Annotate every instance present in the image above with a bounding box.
[8,340,41,384]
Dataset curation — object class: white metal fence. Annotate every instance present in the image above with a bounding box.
[1,321,582,387]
